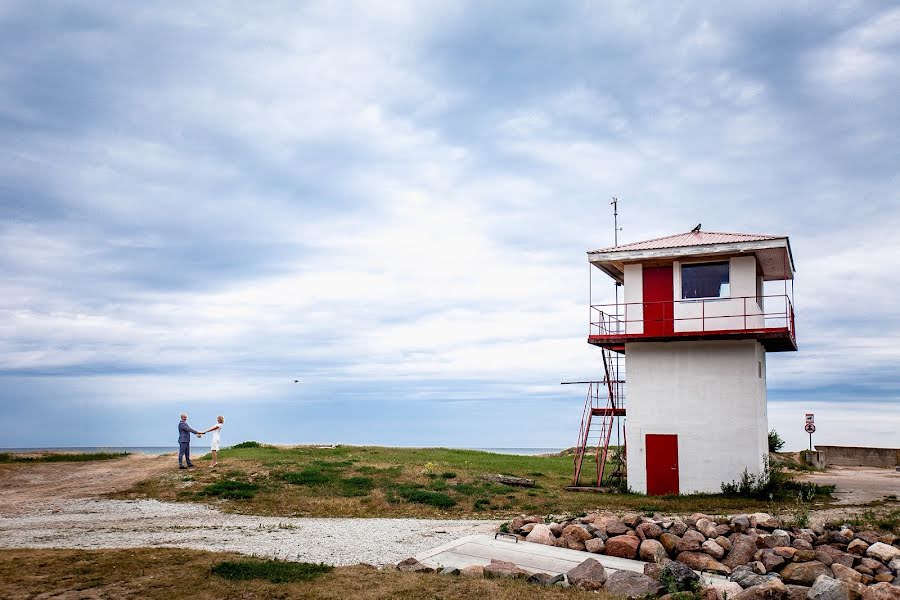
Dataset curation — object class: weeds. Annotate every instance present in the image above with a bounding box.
[200,480,259,500]
[0,452,128,463]
[211,559,332,583]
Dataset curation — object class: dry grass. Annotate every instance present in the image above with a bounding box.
[108,445,810,519]
[0,548,607,600]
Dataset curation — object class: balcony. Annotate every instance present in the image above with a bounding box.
[589,294,797,352]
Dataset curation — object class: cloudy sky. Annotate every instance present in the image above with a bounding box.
[2,2,898,450]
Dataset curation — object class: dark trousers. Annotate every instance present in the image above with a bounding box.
[178,442,193,466]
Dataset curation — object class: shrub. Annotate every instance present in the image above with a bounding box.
[211,560,332,583]
[338,476,374,497]
[281,469,336,486]
[394,485,456,508]
[768,429,785,452]
[721,456,832,501]
[441,471,457,479]
[231,441,262,449]
[473,498,491,511]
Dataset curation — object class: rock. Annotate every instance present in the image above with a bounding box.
[510,516,543,532]
[833,564,864,583]
[759,550,786,572]
[661,533,682,555]
[796,551,820,562]
[867,544,900,564]
[751,513,782,530]
[876,574,897,583]
[861,558,884,571]
[818,547,856,568]
[585,537,606,554]
[689,513,714,526]
[525,524,557,547]
[607,534,641,559]
[848,540,870,556]
[662,561,701,592]
[560,524,593,551]
[704,540,727,560]
[786,585,811,600]
[808,575,850,600]
[781,561,831,585]
[459,565,484,578]
[637,522,664,540]
[718,536,734,552]
[484,559,529,579]
[777,547,800,560]
[645,562,665,580]
[847,582,867,600]
[641,539,670,563]
[816,551,835,567]
[520,522,538,534]
[548,522,564,536]
[605,570,663,598]
[733,578,789,600]
[793,540,814,551]
[439,566,461,576]
[726,535,760,569]
[731,565,779,589]
[697,518,714,531]
[527,572,564,586]
[678,530,708,553]
[709,581,746,600]
[888,558,900,572]
[623,513,643,528]
[861,583,900,600]
[566,558,607,590]
[602,516,630,536]
[671,521,689,536]
[396,557,435,573]
[679,551,716,571]
[733,516,752,533]
[856,532,883,545]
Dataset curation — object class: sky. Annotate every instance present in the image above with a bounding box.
[1,2,899,451]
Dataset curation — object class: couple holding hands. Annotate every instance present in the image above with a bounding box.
[178,413,224,469]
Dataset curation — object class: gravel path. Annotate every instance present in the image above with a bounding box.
[0,498,500,565]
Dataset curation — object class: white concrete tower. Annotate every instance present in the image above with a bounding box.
[587,230,796,495]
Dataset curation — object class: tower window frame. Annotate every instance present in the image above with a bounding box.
[681,261,730,300]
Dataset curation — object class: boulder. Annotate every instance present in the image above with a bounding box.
[796,551,820,562]
[527,572,564,586]
[861,583,900,600]
[733,516,752,533]
[725,535,760,569]
[781,561,831,585]
[847,582,867,600]
[484,559,529,579]
[566,558,607,590]
[459,564,484,577]
[560,524,593,551]
[601,516,630,536]
[671,521,689,536]
[808,575,850,600]
[876,574,897,583]
[733,578,789,600]
[623,512,643,528]
[689,513,714,526]
[548,522,564,536]
[759,550,786,572]
[637,522,664,540]
[856,532,883,545]
[708,581,746,600]
[818,547,855,568]
[661,560,701,592]
[751,513,782,530]
[678,530,708,553]
[888,558,900,572]
[848,540,870,556]
[867,544,900,564]
[704,540,727,560]
[510,516,542,532]
[641,539,670,563]
[661,533,682,555]
[395,557,435,573]
[861,558,885,571]
[794,540,815,551]
[439,566,461,576]
[645,562,665,580]
[585,537,606,554]
[607,534,641,559]
[777,547,800,560]
[785,585,810,600]
[605,570,663,598]
[832,563,864,583]
[717,536,733,552]
[731,565,780,589]
[525,524,557,547]
[679,551,717,571]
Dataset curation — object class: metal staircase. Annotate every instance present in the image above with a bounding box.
[572,348,626,487]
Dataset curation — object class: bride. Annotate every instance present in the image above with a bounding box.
[202,416,225,467]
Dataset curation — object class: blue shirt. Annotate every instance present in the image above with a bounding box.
[178,421,201,443]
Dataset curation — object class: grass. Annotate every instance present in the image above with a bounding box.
[109,444,833,518]
[0,548,607,600]
[211,559,332,583]
[840,508,900,535]
[0,451,129,463]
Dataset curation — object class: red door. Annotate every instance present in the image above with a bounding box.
[646,434,679,495]
[642,265,673,336]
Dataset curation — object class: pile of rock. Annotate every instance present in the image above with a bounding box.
[501,511,900,598]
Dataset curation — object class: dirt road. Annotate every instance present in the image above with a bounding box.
[795,465,900,505]
[0,454,173,516]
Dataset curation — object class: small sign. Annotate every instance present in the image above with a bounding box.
[804,422,816,434]
[805,413,814,424]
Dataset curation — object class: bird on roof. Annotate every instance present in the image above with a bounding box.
[691,223,701,233]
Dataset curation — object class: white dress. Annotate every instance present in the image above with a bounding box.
[210,425,222,451]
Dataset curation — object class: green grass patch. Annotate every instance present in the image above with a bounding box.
[338,476,374,497]
[394,485,456,508]
[0,452,128,463]
[281,468,339,486]
[230,441,263,449]
[211,559,332,583]
[200,480,259,500]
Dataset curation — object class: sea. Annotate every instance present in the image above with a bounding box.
[1,446,564,456]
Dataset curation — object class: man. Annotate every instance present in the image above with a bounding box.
[178,413,202,469]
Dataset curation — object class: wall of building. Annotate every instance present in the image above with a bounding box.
[672,256,764,332]
[623,263,643,334]
[625,339,768,494]
[813,445,900,468]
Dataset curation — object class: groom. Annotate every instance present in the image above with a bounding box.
[178,413,203,469]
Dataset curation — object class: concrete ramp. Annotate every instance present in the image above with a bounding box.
[416,534,725,584]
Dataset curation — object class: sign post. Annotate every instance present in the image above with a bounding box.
[804,413,815,450]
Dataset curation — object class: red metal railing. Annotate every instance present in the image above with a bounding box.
[572,350,626,487]
[589,294,795,344]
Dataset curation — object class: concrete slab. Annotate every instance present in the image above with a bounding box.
[416,534,727,584]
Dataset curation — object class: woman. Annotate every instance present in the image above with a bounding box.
[202,416,225,467]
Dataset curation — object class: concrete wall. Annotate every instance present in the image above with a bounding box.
[625,339,768,494]
[813,445,900,468]
[623,263,643,334]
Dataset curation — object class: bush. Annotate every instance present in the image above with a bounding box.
[231,441,262,449]
[338,476,374,497]
[211,560,332,583]
[768,429,785,452]
[721,456,832,501]
[281,469,336,486]
[394,485,456,508]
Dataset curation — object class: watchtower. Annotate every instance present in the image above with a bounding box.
[574,228,796,494]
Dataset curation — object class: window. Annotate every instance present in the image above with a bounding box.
[681,261,730,299]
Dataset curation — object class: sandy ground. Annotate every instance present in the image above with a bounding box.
[0,455,498,565]
[795,465,900,505]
